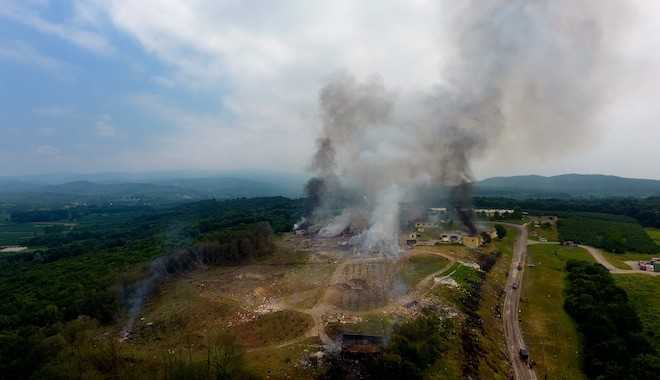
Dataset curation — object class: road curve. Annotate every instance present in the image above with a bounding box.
[580,245,660,276]
[501,224,537,380]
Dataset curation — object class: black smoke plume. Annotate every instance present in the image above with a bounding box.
[450,181,477,235]
[304,176,327,217]
[304,0,630,253]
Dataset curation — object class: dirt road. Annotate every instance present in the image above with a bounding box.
[580,245,660,276]
[502,224,537,380]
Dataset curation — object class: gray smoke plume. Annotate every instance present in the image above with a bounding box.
[307,0,630,252]
[120,248,206,340]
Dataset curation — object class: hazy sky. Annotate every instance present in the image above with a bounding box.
[2,0,660,179]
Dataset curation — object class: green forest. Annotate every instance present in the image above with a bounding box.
[0,197,304,379]
[557,216,659,253]
[564,261,660,379]
[474,196,660,228]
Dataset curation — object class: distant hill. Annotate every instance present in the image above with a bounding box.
[0,173,305,208]
[476,174,660,198]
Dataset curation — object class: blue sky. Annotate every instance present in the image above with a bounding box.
[0,1,230,175]
[2,1,660,179]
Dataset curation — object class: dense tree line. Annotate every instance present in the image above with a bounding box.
[474,196,660,228]
[564,261,660,379]
[133,222,276,286]
[9,205,155,223]
[322,311,453,380]
[0,197,302,379]
[495,224,507,239]
[381,312,453,379]
[558,216,659,253]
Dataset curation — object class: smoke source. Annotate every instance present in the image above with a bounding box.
[305,0,629,253]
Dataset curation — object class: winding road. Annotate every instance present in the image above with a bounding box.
[502,224,537,380]
[580,245,660,276]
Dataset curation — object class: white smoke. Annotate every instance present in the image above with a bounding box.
[308,0,632,256]
[319,208,353,237]
[360,185,403,257]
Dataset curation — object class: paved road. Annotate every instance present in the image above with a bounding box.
[502,224,537,380]
[580,245,660,276]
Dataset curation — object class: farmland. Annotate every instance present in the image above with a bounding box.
[520,244,594,380]
[557,215,659,253]
[0,223,44,245]
[614,275,660,352]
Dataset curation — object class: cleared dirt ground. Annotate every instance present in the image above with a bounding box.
[121,232,498,378]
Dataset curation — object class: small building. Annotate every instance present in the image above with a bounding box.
[415,222,439,230]
[474,209,515,217]
[463,235,481,249]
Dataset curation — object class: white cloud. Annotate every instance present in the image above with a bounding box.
[84,1,448,172]
[95,115,116,137]
[1,1,114,55]
[8,0,659,178]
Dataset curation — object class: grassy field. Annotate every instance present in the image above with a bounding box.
[400,254,450,288]
[245,336,322,378]
[236,310,313,348]
[614,275,660,352]
[451,264,481,288]
[646,228,660,245]
[520,244,594,380]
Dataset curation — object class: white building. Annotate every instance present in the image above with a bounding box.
[474,209,515,217]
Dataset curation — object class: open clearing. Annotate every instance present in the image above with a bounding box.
[614,275,660,352]
[527,220,558,242]
[120,233,501,378]
[520,244,594,380]
[400,253,450,288]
